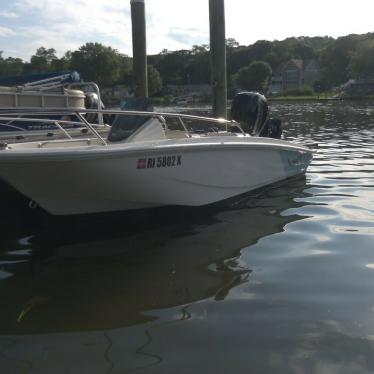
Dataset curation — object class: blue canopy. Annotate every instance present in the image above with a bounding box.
[0,71,80,86]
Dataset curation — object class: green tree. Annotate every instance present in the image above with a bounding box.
[251,40,273,60]
[191,44,209,55]
[185,47,210,84]
[320,35,359,87]
[350,46,374,78]
[24,47,57,73]
[147,64,162,96]
[119,56,133,86]
[235,60,272,92]
[227,46,255,75]
[50,51,72,72]
[226,38,239,49]
[70,43,124,86]
[152,49,190,85]
[0,52,24,76]
[227,40,274,75]
[293,43,315,60]
[3,57,24,76]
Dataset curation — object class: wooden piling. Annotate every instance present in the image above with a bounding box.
[209,0,227,118]
[130,0,148,97]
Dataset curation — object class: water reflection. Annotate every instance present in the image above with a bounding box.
[0,177,308,336]
[0,177,311,373]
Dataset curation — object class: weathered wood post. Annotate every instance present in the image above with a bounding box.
[130,0,148,97]
[209,0,227,118]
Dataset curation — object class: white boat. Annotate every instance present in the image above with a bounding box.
[0,93,313,215]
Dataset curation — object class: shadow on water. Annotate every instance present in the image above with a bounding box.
[0,176,309,335]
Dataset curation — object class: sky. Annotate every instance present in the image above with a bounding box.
[0,0,374,61]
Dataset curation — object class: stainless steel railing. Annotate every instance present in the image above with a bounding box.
[0,108,245,144]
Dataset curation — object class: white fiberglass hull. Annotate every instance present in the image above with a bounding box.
[0,137,312,215]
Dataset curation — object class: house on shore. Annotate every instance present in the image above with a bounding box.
[269,59,321,93]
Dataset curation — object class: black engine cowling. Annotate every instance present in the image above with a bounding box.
[230,91,282,139]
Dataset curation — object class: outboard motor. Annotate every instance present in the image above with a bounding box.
[231,92,268,134]
[230,91,282,139]
[85,92,105,123]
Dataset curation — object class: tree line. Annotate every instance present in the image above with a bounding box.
[1,32,374,97]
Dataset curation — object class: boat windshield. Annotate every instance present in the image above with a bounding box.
[108,98,153,142]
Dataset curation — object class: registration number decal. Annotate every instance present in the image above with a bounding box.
[137,155,182,169]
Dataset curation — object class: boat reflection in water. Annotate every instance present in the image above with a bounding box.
[0,176,309,372]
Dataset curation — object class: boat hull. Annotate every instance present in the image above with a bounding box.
[0,138,312,215]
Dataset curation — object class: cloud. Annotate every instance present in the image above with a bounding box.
[2,0,374,60]
[0,11,20,18]
[145,0,209,54]
[9,0,133,57]
[6,0,209,58]
[168,28,208,47]
[0,26,16,37]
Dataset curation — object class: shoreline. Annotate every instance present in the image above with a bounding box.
[268,96,374,102]
[106,95,374,108]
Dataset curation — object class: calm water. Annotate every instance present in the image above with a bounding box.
[0,101,373,373]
